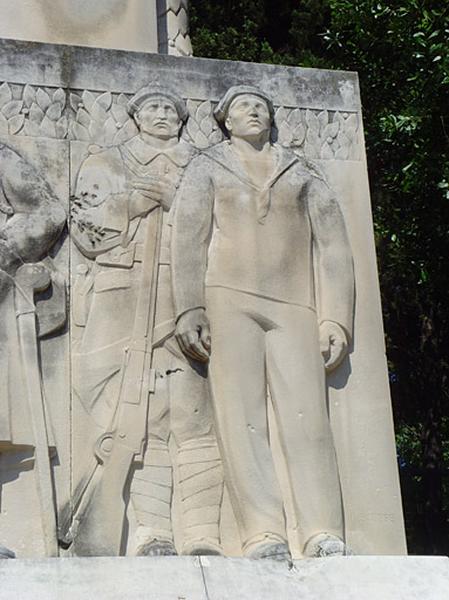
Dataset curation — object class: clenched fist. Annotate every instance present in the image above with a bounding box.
[319,320,349,372]
[175,307,211,363]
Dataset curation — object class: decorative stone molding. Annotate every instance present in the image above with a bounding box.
[0,81,361,160]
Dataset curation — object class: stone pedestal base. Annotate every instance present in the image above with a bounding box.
[0,556,448,599]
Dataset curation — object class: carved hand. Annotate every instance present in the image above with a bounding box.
[175,307,211,363]
[132,176,177,213]
[319,320,349,372]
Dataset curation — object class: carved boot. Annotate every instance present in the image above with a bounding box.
[303,533,350,558]
[131,452,177,556]
[178,444,224,556]
[0,544,15,559]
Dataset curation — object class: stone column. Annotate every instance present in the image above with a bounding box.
[157,0,193,56]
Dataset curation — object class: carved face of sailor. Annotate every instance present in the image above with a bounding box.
[224,93,272,141]
[134,96,182,141]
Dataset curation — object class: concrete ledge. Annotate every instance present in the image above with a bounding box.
[0,556,448,599]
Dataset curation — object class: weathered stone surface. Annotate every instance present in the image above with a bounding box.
[0,38,406,559]
[0,0,159,53]
[202,556,449,600]
[0,557,448,600]
[0,0,193,56]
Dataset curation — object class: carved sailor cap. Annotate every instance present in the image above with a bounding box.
[127,85,189,122]
[214,85,274,124]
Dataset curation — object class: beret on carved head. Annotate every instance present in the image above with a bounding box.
[214,85,274,124]
[127,85,189,122]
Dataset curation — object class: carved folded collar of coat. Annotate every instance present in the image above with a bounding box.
[123,135,196,169]
[203,141,299,223]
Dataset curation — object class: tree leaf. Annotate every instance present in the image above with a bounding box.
[116,93,129,107]
[39,115,56,138]
[77,108,91,128]
[103,116,118,145]
[2,100,23,118]
[343,114,358,139]
[317,109,329,133]
[94,92,112,113]
[70,93,82,112]
[23,120,41,137]
[69,121,90,142]
[322,121,340,141]
[113,119,137,145]
[292,123,306,147]
[55,116,68,138]
[8,114,25,135]
[36,88,51,112]
[46,102,63,121]
[196,100,212,123]
[0,112,9,135]
[89,120,106,144]
[23,84,35,108]
[278,120,293,146]
[81,90,96,114]
[305,109,319,134]
[110,103,129,125]
[29,102,45,125]
[0,83,12,107]
[287,108,302,129]
[53,88,66,108]
[321,141,334,159]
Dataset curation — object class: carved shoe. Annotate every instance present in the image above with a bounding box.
[0,544,15,559]
[182,537,223,556]
[244,534,291,561]
[135,538,177,557]
[303,533,350,558]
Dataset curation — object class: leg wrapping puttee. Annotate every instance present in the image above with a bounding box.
[177,443,224,555]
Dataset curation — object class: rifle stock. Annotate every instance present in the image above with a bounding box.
[70,206,162,556]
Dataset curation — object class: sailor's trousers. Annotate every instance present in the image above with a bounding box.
[206,286,344,552]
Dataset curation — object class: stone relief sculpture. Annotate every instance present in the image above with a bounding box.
[0,143,66,558]
[0,37,407,559]
[66,86,223,557]
[172,86,355,560]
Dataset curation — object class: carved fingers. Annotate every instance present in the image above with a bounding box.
[175,307,211,363]
[319,320,348,373]
[133,177,176,211]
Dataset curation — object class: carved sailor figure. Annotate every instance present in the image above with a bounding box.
[68,86,223,557]
[172,85,355,559]
[0,144,66,558]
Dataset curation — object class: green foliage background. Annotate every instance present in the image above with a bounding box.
[190,0,449,555]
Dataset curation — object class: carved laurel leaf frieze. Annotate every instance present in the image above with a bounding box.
[275,106,360,160]
[0,82,68,139]
[184,99,223,148]
[0,81,361,160]
[69,90,137,146]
